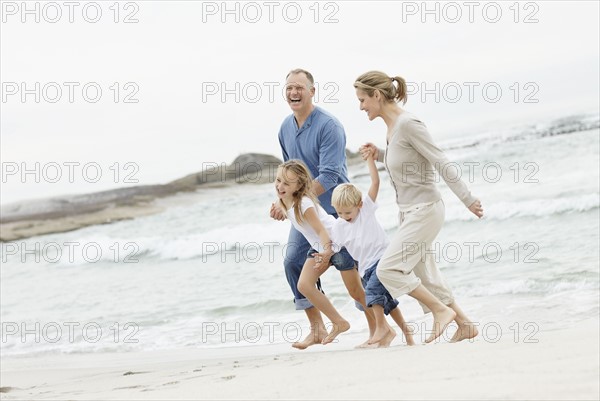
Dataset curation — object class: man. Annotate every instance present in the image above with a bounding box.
[270,69,350,349]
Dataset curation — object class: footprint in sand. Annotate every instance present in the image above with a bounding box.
[123,371,150,376]
[183,375,209,380]
[114,385,147,390]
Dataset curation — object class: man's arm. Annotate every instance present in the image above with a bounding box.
[314,120,346,195]
[278,127,290,162]
[311,180,326,197]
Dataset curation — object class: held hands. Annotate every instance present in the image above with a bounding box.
[312,251,333,274]
[358,143,379,161]
[468,199,484,218]
[270,202,286,221]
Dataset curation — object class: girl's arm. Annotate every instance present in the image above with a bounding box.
[303,207,334,272]
[366,151,380,202]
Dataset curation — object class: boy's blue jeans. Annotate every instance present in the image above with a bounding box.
[362,262,400,315]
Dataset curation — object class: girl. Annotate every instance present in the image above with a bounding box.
[276,160,376,346]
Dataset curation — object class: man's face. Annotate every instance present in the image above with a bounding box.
[285,73,315,114]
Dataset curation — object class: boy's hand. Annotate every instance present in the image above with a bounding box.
[359,143,379,161]
[312,252,333,274]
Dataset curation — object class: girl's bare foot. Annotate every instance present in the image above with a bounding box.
[377,328,397,348]
[322,321,350,345]
[450,323,479,343]
[292,330,326,350]
[425,307,457,343]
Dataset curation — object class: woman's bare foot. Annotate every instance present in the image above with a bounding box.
[292,330,326,350]
[450,323,479,343]
[425,307,457,343]
[322,321,350,345]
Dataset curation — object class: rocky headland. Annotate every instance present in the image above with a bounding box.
[0,153,285,242]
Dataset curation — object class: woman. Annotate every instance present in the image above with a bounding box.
[355,71,484,344]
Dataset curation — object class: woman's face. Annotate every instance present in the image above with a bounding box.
[356,88,380,121]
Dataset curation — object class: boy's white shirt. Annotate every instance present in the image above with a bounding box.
[286,196,336,253]
[331,194,389,277]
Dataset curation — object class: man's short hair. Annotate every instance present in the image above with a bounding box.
[286,68,314,88]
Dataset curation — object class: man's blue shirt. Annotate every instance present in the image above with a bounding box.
[278,106,349,214]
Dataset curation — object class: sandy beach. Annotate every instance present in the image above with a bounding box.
[1,319,598,400]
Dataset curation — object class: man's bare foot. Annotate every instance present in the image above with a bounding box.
[322,321,350,345]
[377,328,397,348]
[450,323,479,343]
[292,330,326,350]
[425,307,457,343]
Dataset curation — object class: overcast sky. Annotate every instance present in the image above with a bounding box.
[1,0,599,204]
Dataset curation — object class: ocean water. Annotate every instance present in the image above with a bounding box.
[1,113,598,356]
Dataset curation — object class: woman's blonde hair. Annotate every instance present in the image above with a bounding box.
[332,184,362,209]
[354,70,408,105]
[278,160,319,224]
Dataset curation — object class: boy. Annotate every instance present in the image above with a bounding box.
[331,149,415,346]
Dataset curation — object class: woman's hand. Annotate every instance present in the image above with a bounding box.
[359,143,379,161]
[468,199,484,218]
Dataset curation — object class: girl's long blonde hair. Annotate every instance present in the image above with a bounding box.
[278,160,319,224]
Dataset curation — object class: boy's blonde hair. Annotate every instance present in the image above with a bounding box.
[332,184,362,208]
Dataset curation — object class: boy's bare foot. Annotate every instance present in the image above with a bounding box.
[450,323,479,343]
[322,321,350,345]
[425,307,457,343]
[292,331,326,350]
